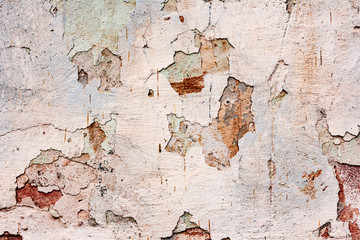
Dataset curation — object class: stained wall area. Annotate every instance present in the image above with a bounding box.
[1,0,360,239]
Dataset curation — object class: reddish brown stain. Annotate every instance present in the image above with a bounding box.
[164,17,171,20]
[0,232,22,240]
[88,121,106,152]
[320,228,330,239]
[16,182,62,209]
[300,170,322,199]
[170,74,205,96]
[179,16,184,22]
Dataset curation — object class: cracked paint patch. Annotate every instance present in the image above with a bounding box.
[161,35,233,96]
[161,212,211,240]
[166,77,254,169]
[21,155,97,195]
[106,210,142,240]
[0,232,22,240]
[12,120,119,225]
[72,47,122,92]
[198,36,233,74]
[316,113,360,166]
[160,52,204,95]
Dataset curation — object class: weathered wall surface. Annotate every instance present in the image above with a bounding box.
[1,0,360,239]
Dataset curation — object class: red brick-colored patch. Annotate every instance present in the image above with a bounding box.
[16,182,62,209]
[349,221,360,240]
[170,74,205,95]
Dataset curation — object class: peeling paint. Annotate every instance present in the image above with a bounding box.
[16,182,63,209]
[161,35,233,96]
[166,77,254,169]
[72,47,122,92]
[2,0,360,239]
[162,212,211,240]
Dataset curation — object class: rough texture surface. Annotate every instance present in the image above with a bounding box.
[1,0,360,239]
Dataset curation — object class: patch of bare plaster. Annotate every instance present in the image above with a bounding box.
[22,156,97,195]
[72,47,122,92]
[165,113,203,156]
[268,60,289,106]
[316,112,360,166]
[166,77,254,169]
[160,35,233,96]
[12,120,120,226]
[106,210,142,240]
[161,212,211,240]
[29,149,64,166]
[63,0,136,58]
[162,0,178,12]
